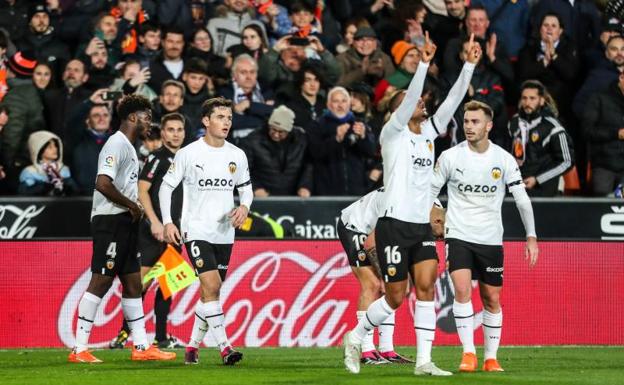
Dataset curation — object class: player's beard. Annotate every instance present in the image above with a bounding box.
[519,106,540,122]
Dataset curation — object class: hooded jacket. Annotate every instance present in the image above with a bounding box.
[18,130,77,195]
[207,7,256,57]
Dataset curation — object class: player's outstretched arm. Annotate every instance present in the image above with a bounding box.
[95,174,142,221]
[138,180,164,242]
[429,34,480,137]
[510,184,538,267]
[385,32,436,133]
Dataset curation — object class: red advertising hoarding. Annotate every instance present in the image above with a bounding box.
[1,241,622,348]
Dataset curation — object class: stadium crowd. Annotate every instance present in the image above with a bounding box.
[0,0,622,197]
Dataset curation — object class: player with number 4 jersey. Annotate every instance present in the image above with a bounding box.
[69,95,176,364]
[159,97,253,366]
[431,101,539,373]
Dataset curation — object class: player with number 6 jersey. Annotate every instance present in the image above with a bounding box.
[159,97,253,366]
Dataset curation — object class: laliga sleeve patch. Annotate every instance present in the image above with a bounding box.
[104,155,115,167]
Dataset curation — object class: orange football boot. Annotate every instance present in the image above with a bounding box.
[483,358,505,372]
[68,350,103,363]
[131,345,177,361]
[459,352,478,372]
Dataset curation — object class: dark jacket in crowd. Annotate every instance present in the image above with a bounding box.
[0,0,29,44]
[84,65,116,92]
[240,126,313,195]
[1,78,46,172]
[509,109,574,195]
[516,37,580,124]
[184,47,228,83]
[181,87,211,139]
[284,93,325,131]
[573,61,620,118]
[16,27,71,81]
[582,81,624,173]
[529,0,600,54]
[148,55,183,94]
[43,86,91,149]
[307,111,376,196]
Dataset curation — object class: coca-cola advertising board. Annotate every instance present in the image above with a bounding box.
[1,240,623,348]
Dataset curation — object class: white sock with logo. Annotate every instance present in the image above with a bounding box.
[356,311,375,352]
[121,297,148,349]
[188,301,209,349]
[350,297,394,345]
[74,292,101,353]
[453,300,476,354]
[378,312,395,353]
[483,309,503,360]
[200,300,230,352]
[415,300,436,367]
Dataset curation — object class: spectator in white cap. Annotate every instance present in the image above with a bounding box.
[240,105,313,197]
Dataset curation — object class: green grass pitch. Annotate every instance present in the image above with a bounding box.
[1,346,622,385]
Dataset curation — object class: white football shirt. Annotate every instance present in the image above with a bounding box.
[340,188,384,234]
[162,138,252,244]
[431,141,524,245]
[379,61,475,224]
[91,131,139,219]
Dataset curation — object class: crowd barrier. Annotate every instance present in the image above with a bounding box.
[1,240,622,348]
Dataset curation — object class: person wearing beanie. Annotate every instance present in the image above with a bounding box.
[240,105,313,197]
[16,2,70,84]
[1,51,46,186]
[374,40,421,106]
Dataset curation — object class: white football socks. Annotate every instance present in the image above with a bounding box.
[356,311,376,352]
[453,300,476,354]
[378,312,395,353]
[121,297,148,349]
[350,297,394,345]
[483,309,503,360]
[415,300,436,367]
[188,301,209,349]
[200,300,230,352]
[74,292,101,353]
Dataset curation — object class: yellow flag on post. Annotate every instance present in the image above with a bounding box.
[143,245,197,299]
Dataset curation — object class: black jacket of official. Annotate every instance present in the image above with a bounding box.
[509,108,574,192]
[582,81,624,172]
[240,125,313,196]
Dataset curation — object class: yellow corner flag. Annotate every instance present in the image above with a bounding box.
[143,245,197,299]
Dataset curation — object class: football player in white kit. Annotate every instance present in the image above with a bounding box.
[159,97,253,366]
[69,95,176,363]
[343,33,481,376]
[430,100,539,373]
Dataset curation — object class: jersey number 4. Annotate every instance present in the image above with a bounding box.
[106,242,117,259]
[384,246,401,264]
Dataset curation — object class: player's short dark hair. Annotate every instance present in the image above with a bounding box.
[161,112,186,127]
[139,20,160,36]
[201,97,232,118]
[464,100,494,120]
[117,94,152,121]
